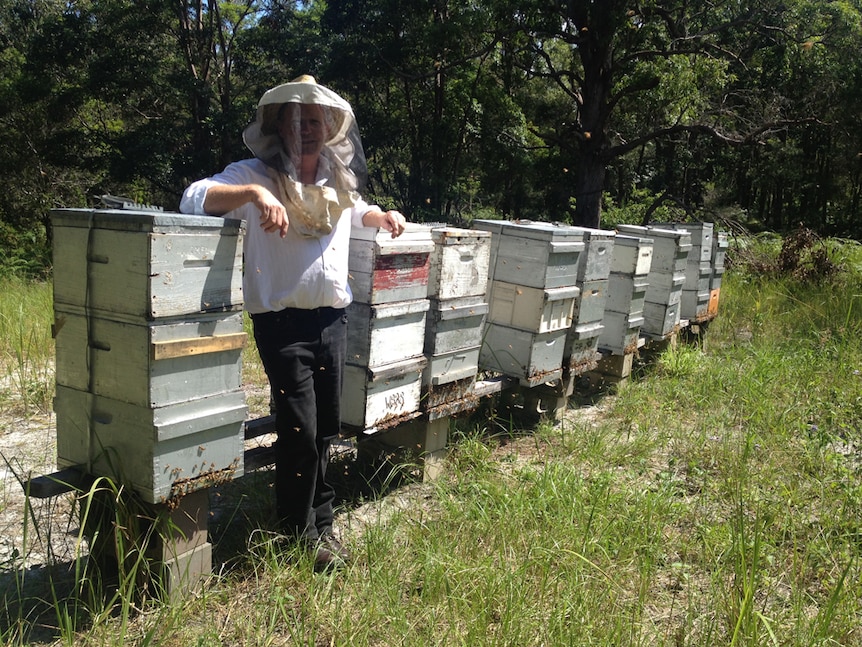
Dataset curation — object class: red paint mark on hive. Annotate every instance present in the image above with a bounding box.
[371,254,430,290]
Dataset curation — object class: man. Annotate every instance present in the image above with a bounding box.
[180,76,406,571]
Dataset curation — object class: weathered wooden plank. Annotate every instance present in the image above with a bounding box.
[151,332,247,361]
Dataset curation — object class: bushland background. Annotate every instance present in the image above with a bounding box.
[2,0,862,278]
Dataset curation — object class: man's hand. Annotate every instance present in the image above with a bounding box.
[364,209,407,238]
[252,187,289,238]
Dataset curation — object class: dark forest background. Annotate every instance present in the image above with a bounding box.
[2,0,861,277]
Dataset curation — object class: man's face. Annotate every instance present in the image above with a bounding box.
[278,103,326,159]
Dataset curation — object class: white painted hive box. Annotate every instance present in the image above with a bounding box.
[489,221,586,289]
[655,222,714,263]
[424,346,481,396]
[425,297,488,355]
[611,234,654,276]
[348,225,434,304]
[55,386,246,504]
[428,226,491,300]
[479,322,566,385]
[346,299,429,368]
[488,281,578,333]
[54,307,245,408]
[342,357,426,431]
[52,209,244,319]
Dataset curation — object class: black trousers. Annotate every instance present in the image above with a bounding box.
[250,306,347,540]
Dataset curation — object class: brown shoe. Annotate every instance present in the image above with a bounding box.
[313,533,350,572]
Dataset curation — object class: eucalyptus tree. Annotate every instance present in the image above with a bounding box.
[494,0,830,229]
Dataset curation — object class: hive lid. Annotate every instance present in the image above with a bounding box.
[51,208,244,234]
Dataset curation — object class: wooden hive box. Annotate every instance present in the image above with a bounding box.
[55,386,246,504]
[610,234,654,276]
[479,322,566,386]
[644,271,685,307]
[641,300,682,338]
[654,222,714,263]
[342,357,426,431]
[52,209,244,320]
[348,225,434,304]
[712,231,728,269]
[487,281,579,333]
[422,346,481,410]
[617,225,691,274]
[425,296,488,356]
[571,278,608,326]
[427,226,491,300]
[599,312,645,355]
[574,227,616,282]
[564,321,604,373]
[680,289,711,321]
[470,219,507,279]
[605,274,648,316]
[54,307,245,409]
[483,221,586,289]
[346,299,429,368]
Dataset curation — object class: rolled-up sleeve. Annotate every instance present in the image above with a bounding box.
[179,178,221,215]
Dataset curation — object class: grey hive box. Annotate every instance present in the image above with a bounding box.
[52,209,244,319]
[479,321,566,385]
[574,227,616,282]
[51,209,247,504]
[480,220,586,289]
[348,225,434,304]
[54,307,245,408]
[346,299,430,368]
[342,357,427,431]
[616,225,691,274]
[55,386,246,504]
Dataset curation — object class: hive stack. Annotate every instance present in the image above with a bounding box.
[616,225,691,338]
[422,226,491,415]
[709,230,728,317]
[343,225,433,431]
[51,209,247,505]
[564,227,615,375]
[598,234,654,355]
[655,222,714,323]
[473,220,585,386]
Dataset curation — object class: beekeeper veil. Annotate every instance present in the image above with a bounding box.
[242,75,367,237]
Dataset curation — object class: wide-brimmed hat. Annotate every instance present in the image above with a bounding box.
[242,75,365,191]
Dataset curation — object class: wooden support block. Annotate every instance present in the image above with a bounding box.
[359,416,450,481]
[159,542,213,602]
[596,352,634,379]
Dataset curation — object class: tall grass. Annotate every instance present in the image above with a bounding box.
[2,239,862,645]
[0,277,54,416]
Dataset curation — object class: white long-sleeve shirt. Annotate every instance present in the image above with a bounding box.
[180,157,376,314]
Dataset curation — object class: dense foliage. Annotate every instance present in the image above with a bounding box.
[2,0,861,276]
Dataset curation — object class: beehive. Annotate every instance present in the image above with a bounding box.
[427,226,491,300]
[342,358,426,430]
[575,228,616,282]
[474,220,586,289]
[605,274,648,317]
[564,321,603,373]
[487,281,579,333]
[348,225,434,304]
[599,312,645,355]
[617,225,691,274]
[54,307,245,409]
[571,279,608,325]
[55,387,246,504]
[610,234,654,276]
[479,322,566,385]
[50,209,247,504]
[424,297,487,356]
[346,299,429,367]
[52,210,244,319]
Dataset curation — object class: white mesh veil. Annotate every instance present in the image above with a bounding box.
[241,76,368,237]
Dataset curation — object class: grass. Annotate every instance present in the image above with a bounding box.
[1,234,862,645]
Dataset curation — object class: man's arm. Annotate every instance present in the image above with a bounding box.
[362,209,407,238]
[204,184,290,238]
